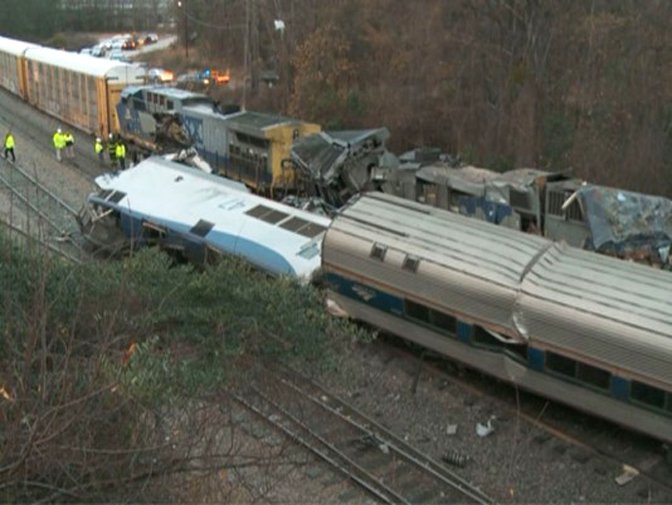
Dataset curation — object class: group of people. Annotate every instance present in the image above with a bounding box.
[52,128,127,170]
[95,134,127,170]
[52,128,76,162]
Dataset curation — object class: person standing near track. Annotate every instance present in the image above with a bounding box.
[64,131,75,159]
[4,131,15,162]
[115,140,127,170]
[53,128,65,162]
[107,133,117,166]
[94,137,104,162]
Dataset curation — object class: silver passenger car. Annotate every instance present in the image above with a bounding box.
[322,192,672,442]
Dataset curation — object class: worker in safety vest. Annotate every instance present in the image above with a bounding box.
[64,131,75,159]
[94,137,104,161]
[107,133,117,166]
[53,128,66,162]
[115,141,127,170]
[4,132,15,162]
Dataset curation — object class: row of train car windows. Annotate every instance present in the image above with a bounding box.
[402,298,672,415]
[145,92,174,110]
[545,350,672,413]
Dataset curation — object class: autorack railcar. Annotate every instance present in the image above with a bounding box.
[321,192,672,442]
[0,34,146,138]
[0,36,39,96]
[79,156,330,283]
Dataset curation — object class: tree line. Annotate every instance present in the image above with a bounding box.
[3,0,672,196]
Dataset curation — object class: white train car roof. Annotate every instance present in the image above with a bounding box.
[324,192,551,334]
[91,157,331,282]
[24,46,146,81]
[0,35,41,55]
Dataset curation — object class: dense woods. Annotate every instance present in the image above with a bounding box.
[1,0,671,195]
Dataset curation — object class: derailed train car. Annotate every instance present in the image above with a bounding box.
[0,35,146,137]
[78,156,330,283]
[322,192,672,442]
[117,85,321,196]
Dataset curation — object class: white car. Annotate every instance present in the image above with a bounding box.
[108,49,130,62]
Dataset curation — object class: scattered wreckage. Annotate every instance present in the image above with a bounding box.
[290,134,672,268]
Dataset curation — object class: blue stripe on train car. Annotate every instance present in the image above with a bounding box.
[610,375,630,401]
[323,272,404,315]
[456,321,472,344]
[527,347,545,371]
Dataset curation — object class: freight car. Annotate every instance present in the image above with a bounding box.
[321,192,672,442]
[78,156,330,283]
[0,35,146,138]
[117,85,321,196]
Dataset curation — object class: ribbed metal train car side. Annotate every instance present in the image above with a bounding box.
[22,46,145,137]
[323,193,549,337]
[518,245,672,390]
[322,192,672,442]
[0,36,39,98]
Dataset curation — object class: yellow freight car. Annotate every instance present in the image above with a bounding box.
[0,36,39,97]
[22,46,145,138]
[0,35,145,139]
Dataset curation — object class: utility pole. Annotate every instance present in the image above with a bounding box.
[177,0,189,59]
[242,0,250,109]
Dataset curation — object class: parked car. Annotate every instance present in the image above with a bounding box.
[122,37,137,50]
[108,49,131,62]
[147,67,174,83]
[91,44,106,57]
[144,33,159,45]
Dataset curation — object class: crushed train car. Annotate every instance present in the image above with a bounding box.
[290,128,398,208]
[384,160,672,269]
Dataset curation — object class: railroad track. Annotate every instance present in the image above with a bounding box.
[0,157,85,263]
[380,338,672,500]
[235,364,494,505]
[0,88,105,180]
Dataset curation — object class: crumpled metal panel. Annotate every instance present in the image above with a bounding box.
[579,185,672,266]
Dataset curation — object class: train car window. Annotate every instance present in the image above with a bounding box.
[402,255,420,273]
[279,218,327,238]
[370,244,387,261]
[159,96,165,106]
[404,299,430,324]
[167,100,174,111]
[545,351,576,378]
[244,204,289,224]
[666,394,672,414]
[472,326,505,349]
[630,381,665,409]
[576,362,610,390]
[190,219,215,237]
[430,310,456,335]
